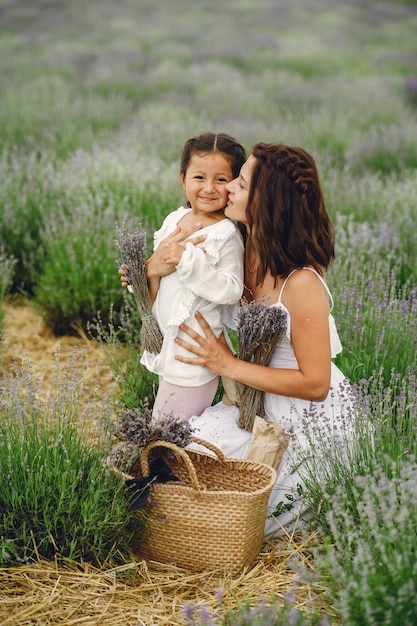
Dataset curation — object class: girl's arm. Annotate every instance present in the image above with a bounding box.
[118,224,207,304]
[173,234,244,305]
[146,224,208,304]
[174,271,332,402]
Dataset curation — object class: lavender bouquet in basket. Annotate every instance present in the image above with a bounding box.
[110,403,195,509]
[115,223,163,355]
[111,402,194,475]
[236,298,287,431]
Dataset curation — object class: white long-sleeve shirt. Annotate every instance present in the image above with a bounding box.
[140,207,244,386]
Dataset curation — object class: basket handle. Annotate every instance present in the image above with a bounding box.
[140,440,202,492]
[190,436,227,463]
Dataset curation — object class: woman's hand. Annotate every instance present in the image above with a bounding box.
[174,311,236,377]
[147,223,207,278]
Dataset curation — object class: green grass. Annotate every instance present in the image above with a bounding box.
[0,350,141,567]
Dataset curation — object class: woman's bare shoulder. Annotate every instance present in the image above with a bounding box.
[282,267,329,308]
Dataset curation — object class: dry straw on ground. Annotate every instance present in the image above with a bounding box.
[0,533,329,626]
[1,300,116,411]
[0,301,332,625]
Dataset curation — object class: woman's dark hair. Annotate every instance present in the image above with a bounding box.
[246,143,335,284]
[180,132,246,179]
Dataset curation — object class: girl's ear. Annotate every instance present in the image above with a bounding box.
[179,173,186,190]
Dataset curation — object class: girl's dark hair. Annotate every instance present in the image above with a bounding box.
[180,132,246,179]
[246,143,335,284]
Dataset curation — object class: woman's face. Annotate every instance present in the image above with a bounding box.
[224,155,256,227]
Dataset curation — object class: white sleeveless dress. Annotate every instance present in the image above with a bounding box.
[188,268,353,537]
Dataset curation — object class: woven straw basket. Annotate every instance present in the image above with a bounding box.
[134,437,276,574]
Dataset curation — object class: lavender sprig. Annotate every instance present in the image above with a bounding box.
[115,222,163,354]
[235,298,287,431]
[119,407,194,449]
[112,404,195,475]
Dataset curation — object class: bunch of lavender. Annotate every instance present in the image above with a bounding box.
[115,222,163,354]
[235,298,287,431]
[112,404,195,475]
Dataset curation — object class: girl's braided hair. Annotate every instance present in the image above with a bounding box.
[246,143,335,284]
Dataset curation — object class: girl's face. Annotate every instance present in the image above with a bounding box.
[224,155,256,228]
[180,151,233,216]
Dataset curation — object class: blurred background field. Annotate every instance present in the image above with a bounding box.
[1,0,417,339]
[1,1,417,624]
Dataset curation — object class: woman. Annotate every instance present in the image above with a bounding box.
[172,143,353,537]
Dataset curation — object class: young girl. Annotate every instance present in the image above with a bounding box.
[121,132,246,420]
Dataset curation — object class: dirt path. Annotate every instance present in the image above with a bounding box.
[1,300,116,408]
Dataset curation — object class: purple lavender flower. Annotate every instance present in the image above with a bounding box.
[119,406,194,448]
[235,298,287,430]
[115,222,163,354]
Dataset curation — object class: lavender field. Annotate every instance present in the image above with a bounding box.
[1,0,417,624]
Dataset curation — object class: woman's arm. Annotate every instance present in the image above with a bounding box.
[175,271,332,402]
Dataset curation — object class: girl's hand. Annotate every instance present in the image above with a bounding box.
[118,264,130,288]
[174,311,235,377]
[147,224,207,278]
